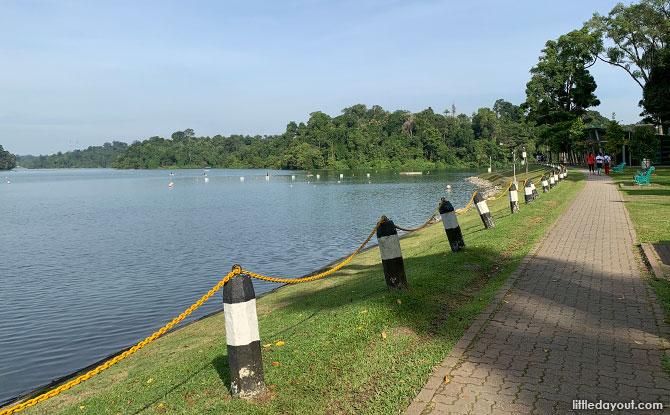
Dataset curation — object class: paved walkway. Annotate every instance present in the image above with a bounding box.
[406,173,670,414]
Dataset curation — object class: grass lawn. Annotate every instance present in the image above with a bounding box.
[610,165,670,372]
[8,170,584,415]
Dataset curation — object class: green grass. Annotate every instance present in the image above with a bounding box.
[611,165,670,374]
[9,173,585,415]
[610,166,670,244]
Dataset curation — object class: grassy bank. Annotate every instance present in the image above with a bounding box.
[10,169,584,415]
[610,166,670,356]
[477,163,554,188]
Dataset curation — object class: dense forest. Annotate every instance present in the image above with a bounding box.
[16,141,128,169]
[114,101,538,170]
[0,145,16,170]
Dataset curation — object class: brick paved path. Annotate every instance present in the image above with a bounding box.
[406,173,670,414]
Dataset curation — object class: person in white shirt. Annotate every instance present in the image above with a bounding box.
[603,153,611,175]
[595,154,604,175]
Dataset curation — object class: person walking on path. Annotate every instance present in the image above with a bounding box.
[587,152,595,174]
[604,153,611,175]
[405,171,670,415]
[595,153,604,175]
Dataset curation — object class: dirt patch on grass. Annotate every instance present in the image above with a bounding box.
[391,326,417,337]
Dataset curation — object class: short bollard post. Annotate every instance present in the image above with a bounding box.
[223,269,266,399]
[523,180,533,204]
[549,174,555,189]
[376,218,408,290]
[541,175,549,193]
[439,199,465,251]
[564,167,568,178]
[557,170,562,182]
[530,181,539,200]
[473,192,495,228]
[509,182,519,214]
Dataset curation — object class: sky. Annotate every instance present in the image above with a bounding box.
[0,0,642,155]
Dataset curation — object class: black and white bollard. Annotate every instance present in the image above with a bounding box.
[556,170,562,182]
[549,174,555,189]
[509,182,519,214]
[439,199,465,251]
[473,192,495,229]
[523,180,533,204]
[376,218,408,290]
[530,181,539,200]
[564,167,568,178]
[541,175,549,193]
[223,270,266,399]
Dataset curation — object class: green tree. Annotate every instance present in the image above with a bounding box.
[585,0,670,131]
[0,145,17,170]
[524,29,601,160]
[629,125,660,162]
[604,119,625,159]
[640,46,670,131]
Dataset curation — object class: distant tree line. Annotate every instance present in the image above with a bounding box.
[113,102,536,170]
[17,141,128,169]
[0,145,16,170]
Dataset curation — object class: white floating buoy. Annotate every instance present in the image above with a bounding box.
[446,184,452,191]
[337,180,341,184]
[204,177,209,183]
[168,182,174,187]
[240,177,244,182]
[367,173,370,178]
[290,184,293,188]
[6,181,10,184]
[291,175,295,181]
[265,175,270,181]
[316,174,320,179]
[339,173,344,179]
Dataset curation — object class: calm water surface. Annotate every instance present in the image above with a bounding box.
[0,168,477,404]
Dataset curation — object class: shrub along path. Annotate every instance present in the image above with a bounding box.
[406,172,670,414]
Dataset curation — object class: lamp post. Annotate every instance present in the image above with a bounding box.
[523,146,528,175]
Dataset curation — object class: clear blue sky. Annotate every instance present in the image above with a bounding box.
[0,0,640,155]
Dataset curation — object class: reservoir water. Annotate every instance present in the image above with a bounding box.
[0,168,477,404]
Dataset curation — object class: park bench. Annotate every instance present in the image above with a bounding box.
[613,162,626,173]
[634,166,655,186]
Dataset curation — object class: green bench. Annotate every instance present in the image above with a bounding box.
[613,162,625,173]
[634,166,655,186]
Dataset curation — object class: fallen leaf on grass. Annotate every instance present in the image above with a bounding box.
[269,385,276,390]
[357,326,363,330]
[360,310,368,314]
[396,299,402,304]
[381,332,387,339]
[79,406,85,410]
[146,378,153,384]
[156,403,164,408]
[444,376,451,383]
[263,344,271,348]
[275,341,285,346]
[310,365,316,371]
[272,361,280,366]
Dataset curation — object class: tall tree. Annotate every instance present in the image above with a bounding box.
[585,0,670,131]
[0,145,16,170]
[524,29,601,159]
[640,46,670,131]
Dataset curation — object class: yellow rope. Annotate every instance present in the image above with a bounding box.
[0,270,239,415]
[455,190,477,214]
[394,203,442,232]
[484,181,513,201]
[243,216,387,284]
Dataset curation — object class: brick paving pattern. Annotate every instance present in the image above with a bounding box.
[407,173,670,414]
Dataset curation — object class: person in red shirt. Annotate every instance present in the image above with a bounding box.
[587,153,595,174]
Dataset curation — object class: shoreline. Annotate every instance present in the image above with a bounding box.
[465,175,500,198]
